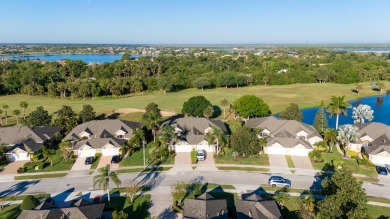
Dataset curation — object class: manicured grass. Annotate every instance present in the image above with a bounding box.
[367,197,390,204]
[217,166,269,172]
[110,185,151,194]
[0,204,21,219]
[116,166,171,174]
[118,112,144,123]
[0,82,386,116]
[311,145,377,177]
[105,194,150,219]
[90,153,101,170]
[355,176,379,183]
[0,193,50,201]
[119,149,174,167]
[286,155,295,168]
[24,152,74,173]
[205,183,236,190]
[366,205,390,219]
[215,148,269,166]
[14,173,67,180]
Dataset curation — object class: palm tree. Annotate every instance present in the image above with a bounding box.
[220,99,230,120]
[158,125,178,148]
[337,125,360,157]
[326,96,351,130]
[13,110,20,125]
[352,104,374,124]
[323,128,337,152]
[59,140,72,161]
[93,165,121,204]
[206,126,227,156]
[19,101,29,119]
[378,82,385,94]
[2,105,9,124]
[143,111,162,143]
[126,128,145,157]
[42,147,56,166]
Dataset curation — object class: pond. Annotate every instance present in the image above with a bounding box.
[301,94,390,128]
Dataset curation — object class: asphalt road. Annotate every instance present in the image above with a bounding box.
[0,170,389,199]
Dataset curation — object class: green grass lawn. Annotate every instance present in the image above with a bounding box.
[105,194,150,219]
[217,166,269,172]
[116,166,171,174]
[0,82,386,116]
[312,145,377,177]
[24,152,74,173]
[14,173,67,180]
[286,155,295,168]
[0,204,21,219]
[119,149,174,167]
[215,148,269,166]
[90,153,101,169]
[0,194,50,201]
[191,151,197,164]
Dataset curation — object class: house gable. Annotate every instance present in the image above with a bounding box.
[293,144,306,149]
[79,144,92,150]
[377,151,390,157]
[360,135,374,143]
[296,130,308,138]
[102,143,116,149]
[269,142,283,148]
[10,148,27,154]
[79,131,91,139]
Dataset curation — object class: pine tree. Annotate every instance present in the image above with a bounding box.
[314,100,328,133]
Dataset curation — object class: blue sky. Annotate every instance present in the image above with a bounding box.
[1,0,390,44]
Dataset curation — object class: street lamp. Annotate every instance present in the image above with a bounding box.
[142,141,146,169]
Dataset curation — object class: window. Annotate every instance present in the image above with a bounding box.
[117,135,124,139]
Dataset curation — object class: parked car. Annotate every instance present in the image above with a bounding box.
[111,155,121,164]
[197,149,206,161]
[268,176,291,188]
[385,164,390,173]
[376,166,388,175]
[85,156,94,165]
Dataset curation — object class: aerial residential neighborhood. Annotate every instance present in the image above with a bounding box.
[1,1,390,219]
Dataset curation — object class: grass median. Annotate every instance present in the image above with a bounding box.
[14,173,67,180]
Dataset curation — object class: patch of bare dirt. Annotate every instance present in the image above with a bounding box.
[114,108,176,117]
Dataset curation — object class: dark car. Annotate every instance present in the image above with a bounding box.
[85,156,94,165]
[376,166,388,175]
[111,155,121,164]
[268,176,291,188]
[386,164,390,173]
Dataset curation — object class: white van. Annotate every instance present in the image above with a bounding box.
[197,149,206,161]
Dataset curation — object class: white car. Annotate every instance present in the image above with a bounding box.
[197,149,206,161]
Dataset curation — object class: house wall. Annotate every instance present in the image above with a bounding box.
[307,136,323,146]
[348,143,363,153]
[265,143,312,156]
[369,152,390,165]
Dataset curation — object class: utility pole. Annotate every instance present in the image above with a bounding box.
[143,141,146,169]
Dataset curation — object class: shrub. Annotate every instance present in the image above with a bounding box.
[347,150,358,157]
[112,210,128,219]
[20,195,40,210]
[17,167,24,173]
[356,157,375,168]
[32,153,43,161]
[309,150,324,163]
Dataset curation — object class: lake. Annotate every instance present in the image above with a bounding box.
[0,53,151,63]
[301,94,390,128]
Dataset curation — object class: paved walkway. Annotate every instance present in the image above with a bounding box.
[268,154,291,174]
[170,152,192,172]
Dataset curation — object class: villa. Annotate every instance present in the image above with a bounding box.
[162,117,228,153]
[2,126,62,162]
[63,120,140,157]
[246,116,323,156]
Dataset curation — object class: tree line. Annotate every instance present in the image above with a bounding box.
[0,50,389,98]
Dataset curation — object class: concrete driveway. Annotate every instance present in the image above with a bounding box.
[195,152,217,171]
[291,156,314,175]
[0,161,28,174]
[97,156,112,169]
[71,157,91,171]
[268,154,291,174]
[169,152,192,171]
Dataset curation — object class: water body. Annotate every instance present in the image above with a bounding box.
[301,94,390,128]
[330,48,390,53]
[0,53,151,63]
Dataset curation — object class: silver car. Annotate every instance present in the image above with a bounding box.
[197,149,206,161]
[268,176,291,188]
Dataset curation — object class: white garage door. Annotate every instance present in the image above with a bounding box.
[266,147,287,155]
[371,155,390,165]
[197,144,214,152]
[78,149,96,157]
[101,148,120,156]
[9,153,29,161]
[290,149,312,156]
[175,145,192,152]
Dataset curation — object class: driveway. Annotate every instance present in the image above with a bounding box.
[71,157,91,171]
[169,152,192,171]
[268,154,291,174]
[0,161,28,175]
[96,156,116,170]
[291,156,315,176]
[195,152,217,171]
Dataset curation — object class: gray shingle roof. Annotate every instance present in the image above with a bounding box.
[73,137,126,150]
[64,120,140,141]
[18,200,105,219]
[236,194,282,219]
[164,117,228,145]
[0,126,61,146]
[353,122,390,155]
[267,137,313,149]
[183,193,229,219]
